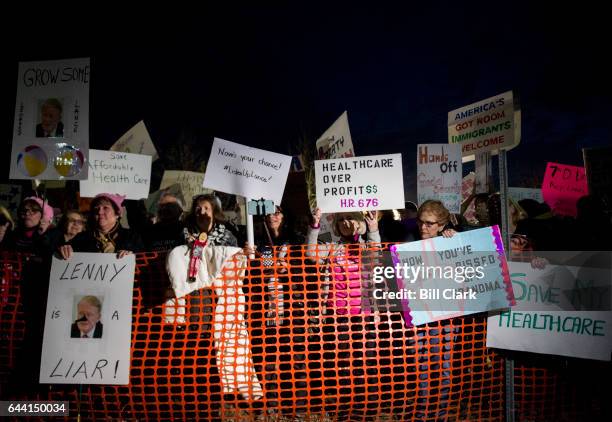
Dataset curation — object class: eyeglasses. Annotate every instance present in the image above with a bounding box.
[68,218,86,225]
[417,218,439,228]
[21,207,42,215]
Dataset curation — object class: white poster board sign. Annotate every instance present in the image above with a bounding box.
[79,149,151,200]
[110,120,159,160]
[315,153,405,213]
[160,170,210,211]
[315,111,355,160]
[416,144,462,213]
[448,91,517,161]
[487,261,612,361]
[203,138,291,204]
[40,254,135,384]
[10,57,90,180]
[508,187,543,204]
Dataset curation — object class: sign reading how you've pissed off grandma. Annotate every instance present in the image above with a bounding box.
[315,153,404,213]
[40,253,135,384]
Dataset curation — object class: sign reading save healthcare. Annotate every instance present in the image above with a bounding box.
[542,162,588,217]
[417,144,462,213]
[448,91,516,159]
[79,149,152,200]
[487,261,612,361]
[390,226,515,327]
[203,138,292,204]
[10,57,90,180]
[40,254,135,384]
[315,153,404,213]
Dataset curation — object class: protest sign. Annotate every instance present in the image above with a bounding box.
[203,138,291,204]
[315,154,404,213]
[583,146,612,211]
[417,144,462,213]
[79,150,152,200]
[448,91,517,160]
[144,183,186,217]
[10,58,90,180]
[487,261,612,361]
[542,162,588,217]
[389,226,514,327]
[40,253,135,384]
[160,170,210,211]
[315,111,355,160]
[462,172,477,223]
[508,187,543,204]
[110,120,159,160]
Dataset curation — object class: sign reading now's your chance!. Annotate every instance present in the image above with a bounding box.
[315,153,404,213]
[448,91,518,160]
[203,138,292,204]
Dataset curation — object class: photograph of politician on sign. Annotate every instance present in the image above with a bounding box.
[315,153,404,213]
[70,295,104,339]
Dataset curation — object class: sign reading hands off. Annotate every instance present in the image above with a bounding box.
[203,138,291,203]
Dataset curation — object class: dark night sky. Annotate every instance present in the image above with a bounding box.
[3,2,611,198]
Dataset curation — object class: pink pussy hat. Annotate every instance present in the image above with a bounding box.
[93,193,126,215]
[23,196,54,222]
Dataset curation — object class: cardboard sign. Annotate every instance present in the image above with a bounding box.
[390,226,514,327]
[315,153,404,213]
[160,170,210,211]
[508,187,543,204]
[203,138,291,204]
[79,150,152,200]
[487,262,612,361]
[10,58,90,180]
[315,111,355,160]
[110,120,159,160]
[448,91,517,160]
[40,254,135,384]
[416,144,462,213]
[542,162,588,217]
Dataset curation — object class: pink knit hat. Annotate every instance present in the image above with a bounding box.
[23,197,54,223]
[93,193,126,215]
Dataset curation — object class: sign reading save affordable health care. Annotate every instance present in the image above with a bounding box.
[389,226,515,327]
[40,253,135,384]
[487,261,612,361]
[79,149,152,200]
[203,138,292,204]
[10,57,90,180]
[542,162,588,217]
[315,153,404,213]
[448,91,517,159]
[417,144,462,213]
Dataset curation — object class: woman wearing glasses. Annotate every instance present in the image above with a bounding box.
[416,199,458,240]
[0,196,53,254]
[47,210,87,252]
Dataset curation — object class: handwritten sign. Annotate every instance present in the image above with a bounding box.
[40,253,135,384]
[448,91,517,160]
[542,162,588,217]
[203,138,291,204]
[315,153,404,213]
[508,187,543,204]
[487,262,612,361]
[110,120,158,160]
[390,226,514,327]
[316,111,355,160]
[417,144,462,213]
[79,149,152,200]
[160,170,210,211]
[10,57,90,180]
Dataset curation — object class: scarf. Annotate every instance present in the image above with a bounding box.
[93,222,120,253]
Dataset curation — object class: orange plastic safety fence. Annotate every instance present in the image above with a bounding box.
[0,248,608,421]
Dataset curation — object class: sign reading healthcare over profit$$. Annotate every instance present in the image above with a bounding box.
[203,138,292,204]
[315,153,404,213]
[10,57,90,180]
[79,149,152,200]
[448,91,517,160]
[40,253,135,384]
[487,261,612,361]
[315,111,355,160]
[417,144,462,213]
[542,162,588,217]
